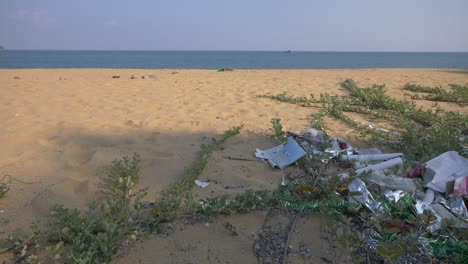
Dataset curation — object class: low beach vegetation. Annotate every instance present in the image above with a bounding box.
[2,79,467,263]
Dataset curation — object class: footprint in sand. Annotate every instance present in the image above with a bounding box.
[151,151,175,159]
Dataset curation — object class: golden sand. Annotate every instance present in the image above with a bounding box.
[0,69,467,263]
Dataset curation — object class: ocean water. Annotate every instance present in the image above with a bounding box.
[0,50,467,69]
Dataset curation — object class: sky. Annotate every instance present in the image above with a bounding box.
[0,0,467,51]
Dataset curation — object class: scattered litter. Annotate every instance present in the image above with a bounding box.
[430,203,468,229]
[339,157,405,179]
[288,128,357,162]
[255,138,306,169]
[112,75,120,79]
[441,195,468,219]
[366,171,417,193]
[288,128,325,145]
[195,180,210,188]
[143,74,156,79]
[355,157,405,175]
[217,68,233,72]
[130,74,141,79]
[424,151,468,193]
[415,200,442,233]
[451,176,468,195]
[281,176,287,186]
[13,76,21,79]
[383,190,406,203]
[348,178,386,215]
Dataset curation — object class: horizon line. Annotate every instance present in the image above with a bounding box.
[2,49,468,53]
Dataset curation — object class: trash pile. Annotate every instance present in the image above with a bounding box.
[255,127,468,262]
[130,74,156,79]
[217,68,234,72]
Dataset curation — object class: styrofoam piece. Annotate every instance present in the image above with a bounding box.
[355,157,405,175]
[425,151,468,193]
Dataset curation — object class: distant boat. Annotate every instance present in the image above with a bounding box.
[285,50,292,53]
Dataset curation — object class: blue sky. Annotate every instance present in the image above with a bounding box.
[1,0,467,51]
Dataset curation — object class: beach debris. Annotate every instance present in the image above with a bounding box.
[171,71,178,74]
[142,74,156,79]
[288,128,356,162]
[281,176,287,186]
[355,157,405,175]
[424,151,468,193]
[130,74,141,79]
[339,156,405,179]
[440,195,468,219]
[451,176,468,195]
[383,190,406,203]
[348,178,386,215]
[366,171,417,193]
[415,200,443,233]
[112,75,120,79]
[255,138,306,169]
[13,76,21,79]
[289,128,325,145]
[217,68,233,72]
[431,203,468,229]
[195,180,210,188]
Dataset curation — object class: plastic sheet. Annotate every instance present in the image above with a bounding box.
[442,195,468,219]
[366,171,417,193]
[195,180,209,188]
[384,190,406,203]
[348,178,387,215]
[349,178,374,210]
[453,176,468,195]
[255,138,306,169]
[424,151,468,193]
[415,200,442,233]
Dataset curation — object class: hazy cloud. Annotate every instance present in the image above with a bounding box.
[13,8,54,25]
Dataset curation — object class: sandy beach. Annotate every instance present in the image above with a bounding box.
[1,69,467,263]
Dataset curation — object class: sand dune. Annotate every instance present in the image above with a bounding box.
[0,69,466,263]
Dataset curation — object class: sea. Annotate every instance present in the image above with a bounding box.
[0,50,467,69]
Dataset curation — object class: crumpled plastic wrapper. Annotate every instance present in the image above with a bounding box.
[349,179,374,209]
[440,195,468,219]
[290,128,357,163]
[415,200,442,233]
[384,190,406,203]
[348,178,387,216]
